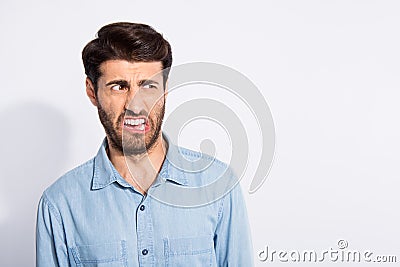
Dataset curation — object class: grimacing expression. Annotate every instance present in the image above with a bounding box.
[94,60,166,156]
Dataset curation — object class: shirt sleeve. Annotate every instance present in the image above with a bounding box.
[214,181,254,266]
[36,194,69,267]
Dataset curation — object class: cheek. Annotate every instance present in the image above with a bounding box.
[100,98,126,116]
[148,98,165,115]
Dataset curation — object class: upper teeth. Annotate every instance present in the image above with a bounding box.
[125,118,145,126]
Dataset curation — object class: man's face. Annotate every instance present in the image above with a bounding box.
[91,60,166,156]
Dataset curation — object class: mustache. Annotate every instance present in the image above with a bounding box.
[117,109,150,126]
[124,109,148,118]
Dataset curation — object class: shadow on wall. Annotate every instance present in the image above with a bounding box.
[0,102,70,267]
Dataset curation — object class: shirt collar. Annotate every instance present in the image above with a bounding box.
[91,132,188,191]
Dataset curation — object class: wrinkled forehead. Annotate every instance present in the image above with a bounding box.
[99,60,164,82]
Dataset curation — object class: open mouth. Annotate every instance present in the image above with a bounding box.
[123,117,149,133]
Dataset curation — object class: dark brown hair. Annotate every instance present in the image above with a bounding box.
[82,22,172,92]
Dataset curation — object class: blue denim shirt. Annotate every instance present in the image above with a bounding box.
[36,135,254,266]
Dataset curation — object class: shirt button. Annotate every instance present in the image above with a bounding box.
[142,249,148,255]
[140,205,145,211]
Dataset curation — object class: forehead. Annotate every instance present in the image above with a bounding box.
[99,60,163,81]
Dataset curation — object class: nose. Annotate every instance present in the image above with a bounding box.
[125,87,145,114]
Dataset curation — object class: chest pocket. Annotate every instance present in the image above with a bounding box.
[164,236,217,267]
[70,240,128,267]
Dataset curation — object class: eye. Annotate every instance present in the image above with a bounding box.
[142,84,158,89]
[110,84,128,91]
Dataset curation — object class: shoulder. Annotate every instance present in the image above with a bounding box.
[172,145,235,187]
[42,158,95,204]
[176,146,229,169]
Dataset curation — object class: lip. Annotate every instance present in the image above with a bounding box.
[122,116,150,133]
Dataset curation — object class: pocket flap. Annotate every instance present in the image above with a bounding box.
[166,235,213,256]
[71,240,127,264]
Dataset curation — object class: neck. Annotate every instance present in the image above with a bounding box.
[107,134,168,194]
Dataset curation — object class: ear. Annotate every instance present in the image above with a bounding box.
[164,80,168,99]
[86,77,98,107]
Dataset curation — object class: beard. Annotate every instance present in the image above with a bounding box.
[97,98,165,156]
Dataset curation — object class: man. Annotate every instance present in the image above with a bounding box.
[36,22,253,266]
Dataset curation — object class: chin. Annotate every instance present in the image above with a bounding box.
[123,147,148,156]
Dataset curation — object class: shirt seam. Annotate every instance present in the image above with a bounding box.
[42,192,63,228]
[217,192,226,222]
[178,149,227,168]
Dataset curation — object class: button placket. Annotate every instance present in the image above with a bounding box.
[136,197,154,265]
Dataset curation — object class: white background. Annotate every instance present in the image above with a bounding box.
[0,0,399,266]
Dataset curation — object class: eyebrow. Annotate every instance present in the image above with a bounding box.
[105,79,160,87]
[105,79,129,87]
[138,79,160,87]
